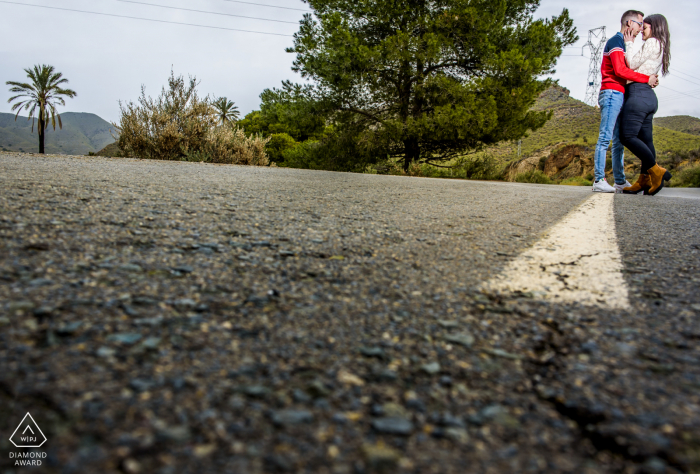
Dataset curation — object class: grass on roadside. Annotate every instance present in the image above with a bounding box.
[514,170,553,184]
[669,164,700,187]
[560,176,592,186]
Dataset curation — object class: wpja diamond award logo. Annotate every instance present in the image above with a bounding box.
[8,413,48,467]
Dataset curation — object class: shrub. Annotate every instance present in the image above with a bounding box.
[449,154,503,180]
[203,127,269,166]
[281,140,325,169]
[661,148,700,171]
[114,70,269,165]
[669,164,700,188]
[182,149,212,163]
[559,176,592,186]
[265,133,297,163]
[514,170,553,184]
[372,154,503,180]
[115,71,215,160]
[281,127,378,172]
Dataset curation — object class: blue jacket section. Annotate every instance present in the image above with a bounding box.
[603,32,626,56]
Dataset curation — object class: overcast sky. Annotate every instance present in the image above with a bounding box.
[1,0,699,124]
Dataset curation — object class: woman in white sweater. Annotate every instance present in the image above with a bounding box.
[620,14,672,195]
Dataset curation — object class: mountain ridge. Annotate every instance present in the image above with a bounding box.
[0,112,117,155]
[654,115,700,136]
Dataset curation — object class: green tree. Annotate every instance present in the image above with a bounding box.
[238,110,267,136]
[266,132,298,163]
[6,64,77,154]
[238,81,326,141]
[289,0,577,171]
[212,97,240,126]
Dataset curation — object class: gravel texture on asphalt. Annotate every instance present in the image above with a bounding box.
[1,153,698,474]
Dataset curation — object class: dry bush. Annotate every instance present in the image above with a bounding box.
[203,126,269,166]
[114,70,269,166]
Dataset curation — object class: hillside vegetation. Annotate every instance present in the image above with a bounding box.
[654,115,700,136]
[372,86,700,186]
[489,86,700,161]
[0,112,117,155]
[477,87,700,186]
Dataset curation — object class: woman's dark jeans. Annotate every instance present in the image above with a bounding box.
[620,83,659,173]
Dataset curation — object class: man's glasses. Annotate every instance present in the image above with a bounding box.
[629,20,643,27]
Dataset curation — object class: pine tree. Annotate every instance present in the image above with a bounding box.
[288,0,577,170]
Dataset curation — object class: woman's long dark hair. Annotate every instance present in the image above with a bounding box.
[644,14,671,76]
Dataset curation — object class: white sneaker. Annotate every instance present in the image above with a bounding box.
[592,178,615,193]
[613,180,632,193]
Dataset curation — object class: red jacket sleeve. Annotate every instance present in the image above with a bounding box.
[609,51,651,83]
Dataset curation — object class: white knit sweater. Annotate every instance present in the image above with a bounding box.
[625,38,663,83]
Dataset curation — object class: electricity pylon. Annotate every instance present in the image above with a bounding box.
[584,27,607,107]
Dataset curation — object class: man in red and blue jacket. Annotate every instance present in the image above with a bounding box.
[593,10,659,193]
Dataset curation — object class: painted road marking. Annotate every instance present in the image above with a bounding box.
[483,193,630,310]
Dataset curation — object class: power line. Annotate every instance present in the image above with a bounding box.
[661,90,700,101]
[216,0,311,12]
[667,73,700,87]
[658,85,700,99]
[659,87,700,100]
[670,70,700,86]
[663,95,700,105]
[673,68,700,83]
[659,93,700,103]
[115,0,300,24]
[656,85,700,101]
[0,1,294,36]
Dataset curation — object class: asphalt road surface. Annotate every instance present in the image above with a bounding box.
[1,153,699,474]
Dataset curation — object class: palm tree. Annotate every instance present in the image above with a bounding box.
[6,65,77,154]
[212,97,240,126]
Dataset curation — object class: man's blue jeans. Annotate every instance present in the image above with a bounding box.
[594,89,626,184]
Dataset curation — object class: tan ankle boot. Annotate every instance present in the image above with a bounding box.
[622,174,650,194]
[647,164,672,196]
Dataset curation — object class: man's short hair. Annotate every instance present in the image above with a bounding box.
[621,10,644,25]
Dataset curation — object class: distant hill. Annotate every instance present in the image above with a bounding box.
[488,86,700,160]
[0,112,117,155]
[654,115,700,136]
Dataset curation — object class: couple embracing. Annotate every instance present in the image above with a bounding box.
[593,10,672,195]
